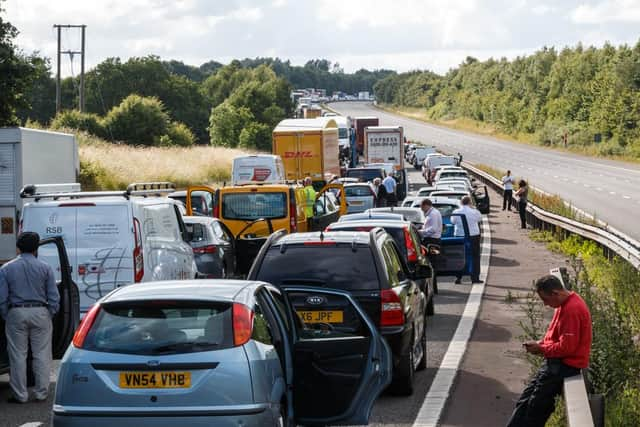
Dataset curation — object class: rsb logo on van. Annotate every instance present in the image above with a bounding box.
[46,213,63,234]
[283,151,313,158]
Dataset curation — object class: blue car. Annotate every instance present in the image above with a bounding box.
[53,280,392,427]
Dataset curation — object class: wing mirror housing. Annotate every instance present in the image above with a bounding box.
[413,263,433,279]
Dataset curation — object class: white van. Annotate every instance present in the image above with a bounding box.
[231,154,286,185]
[20,183,197,313]
[332,116,351,150]
[423,155,457,182]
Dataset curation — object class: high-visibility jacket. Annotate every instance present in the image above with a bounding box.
[303,185,316,218]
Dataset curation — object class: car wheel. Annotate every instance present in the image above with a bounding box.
[426,294,435,316]
[391,336,415,395]
[417,323,427,371]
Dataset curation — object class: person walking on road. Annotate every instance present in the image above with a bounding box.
[382,171,397,207]
[507,275,592,427]
[515,179,528,229]
[451,196,482,284]
[419,198,442,246]
[502,170,515,211]
[302,177,316,221]
[0,232,60,403]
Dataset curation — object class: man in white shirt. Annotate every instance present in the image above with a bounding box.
[419,198,442,246]
[502,170,514,211]
[382,172,397,207]
[451,196,483,284]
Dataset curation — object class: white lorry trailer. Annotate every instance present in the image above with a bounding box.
[364,126,405,171]
[0,127,78,263]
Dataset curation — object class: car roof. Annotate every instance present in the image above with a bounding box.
[344,182,372,187]
[168,190,187,197]
[328,219,412,229]
[273,231,373,245]
[367,207,424,217]
[182,216,219,224]
[26,195,177,207]
[339,212,405,222]
[102,280,268,305]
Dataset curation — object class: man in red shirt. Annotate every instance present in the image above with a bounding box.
[507,275,592,427]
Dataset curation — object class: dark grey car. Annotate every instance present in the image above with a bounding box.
[183,216,236,278]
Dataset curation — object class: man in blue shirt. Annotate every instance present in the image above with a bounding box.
[382,171,398,207]
[0,232,59,403]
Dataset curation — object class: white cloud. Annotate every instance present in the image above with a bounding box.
[571,0,640,24]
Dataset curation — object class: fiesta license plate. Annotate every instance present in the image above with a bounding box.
[297,310,343,323]
[119,372,191,389]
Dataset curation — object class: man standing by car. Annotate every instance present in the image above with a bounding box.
[419,198,442,246]
[451,196,482,284]
[0,232,60,403]
[382,171,397,207]
[502,170,515,211]
[302,177,316,222]
[507,275,592,427]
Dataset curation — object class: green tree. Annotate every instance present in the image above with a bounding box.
[50,110,105,137]
[239,122,272,151]
[102,94,170,146]
[208,102,253,147]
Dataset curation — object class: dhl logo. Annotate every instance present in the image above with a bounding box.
[283,151,314,158]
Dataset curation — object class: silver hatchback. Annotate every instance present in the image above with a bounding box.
[53,280,391,427]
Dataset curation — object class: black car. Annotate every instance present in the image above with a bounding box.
[326,219,435,315]
[0,237,79,374]
[248,229,431,395]
[183,216,236,278]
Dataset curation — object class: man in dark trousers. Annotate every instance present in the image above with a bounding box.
[451,196,483,284]
[0,232,60,403]
[507,275,592,427]
[501,170,515,211]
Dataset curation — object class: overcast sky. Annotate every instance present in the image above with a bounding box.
[4,0,640,76]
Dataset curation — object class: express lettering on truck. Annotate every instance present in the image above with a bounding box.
[283,151,314,158]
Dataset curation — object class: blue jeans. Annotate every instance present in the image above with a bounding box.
[506,359,581,427]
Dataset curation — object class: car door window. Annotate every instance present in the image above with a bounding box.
[380,241,401,287]
[252,299,274,345]
[266,288,291,336]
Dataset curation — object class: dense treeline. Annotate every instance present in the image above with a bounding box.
[375,43,640,158]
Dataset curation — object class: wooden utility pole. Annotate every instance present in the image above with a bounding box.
[53,24,87,113]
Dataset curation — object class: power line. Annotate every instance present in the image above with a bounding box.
[54,24,86,113]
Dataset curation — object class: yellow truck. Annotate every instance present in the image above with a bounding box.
[272,118,341,188]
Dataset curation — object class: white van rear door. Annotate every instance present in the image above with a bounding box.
[76,204,133,313]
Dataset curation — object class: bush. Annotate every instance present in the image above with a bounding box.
[208,102,253,147]
[102,94,169,146]
[164,122,195,147]
[51,110,105,137]
[239,122,271,151]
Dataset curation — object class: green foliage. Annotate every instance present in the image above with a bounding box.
[208,102,253,148]
[239,122,271,151]
[102,94,169,146]
[377,42,640,159]
[164,121,195,147]
[51,110,105,137]
[78,158,121,190]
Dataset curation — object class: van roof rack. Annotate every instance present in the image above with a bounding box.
[21,182,176,201]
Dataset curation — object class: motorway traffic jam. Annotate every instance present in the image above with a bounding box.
[0,102,493,426]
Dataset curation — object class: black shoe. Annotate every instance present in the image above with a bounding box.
[472,280,484,284]
[7,396,27,404]
[454,278,461,284]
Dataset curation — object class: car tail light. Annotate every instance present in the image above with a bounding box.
[404,227,417,262]
[72,304,101,348]
[289,197,297,232]
[133,218,144,282]
[193,245,217,254]
[233,303,254,346]
[380,289,404,326]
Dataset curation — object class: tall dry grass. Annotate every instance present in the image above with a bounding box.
[75,131,251,190]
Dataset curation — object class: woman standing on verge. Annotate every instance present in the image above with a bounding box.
[515,179,528,229]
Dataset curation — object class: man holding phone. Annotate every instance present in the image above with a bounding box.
[507,275,592,427]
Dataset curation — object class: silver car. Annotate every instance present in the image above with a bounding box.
[53,280,391,427]
[344,183,376,213]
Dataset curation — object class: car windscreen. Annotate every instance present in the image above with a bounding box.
[256,245,379,291]
[83,301,233,355]
[338,128,348,138]
[222,192,287,220]
[345,186,373,197]
[345,169,383,182]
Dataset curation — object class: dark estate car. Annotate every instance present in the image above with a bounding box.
[248,229,431,395]
[183,216,237,278]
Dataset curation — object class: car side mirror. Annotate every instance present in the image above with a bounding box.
[413,264,432,279]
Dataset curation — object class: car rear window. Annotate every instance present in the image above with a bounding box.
[345,186,373,197]
[222,192,287,220]
[346,169,383,182]
[256,245,379,291]
[83,302,233,355]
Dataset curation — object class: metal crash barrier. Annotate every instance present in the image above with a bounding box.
[564,371,604,427]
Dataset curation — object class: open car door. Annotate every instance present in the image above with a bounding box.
[431,213,471,277]
[473,185,490,214]
[278,286,392,426]
[234,219,275,277]
[309,183,347,231]
[185,185,216,217]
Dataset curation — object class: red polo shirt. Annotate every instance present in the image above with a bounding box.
[539,292,592,368]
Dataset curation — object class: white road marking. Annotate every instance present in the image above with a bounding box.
[19,423,43,427]
[553,175,559,178]
[623,195,632,199]
[412,217,491,427]
[596,187,603,191]
[610,191,617,195]
[584,184,591,188]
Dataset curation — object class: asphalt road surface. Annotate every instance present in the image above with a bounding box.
[330,102,640,242]
[0,167,472,427]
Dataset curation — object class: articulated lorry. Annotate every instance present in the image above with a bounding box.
[354,116,379,155]
[0,127,78,263]
[272,118,340,188]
